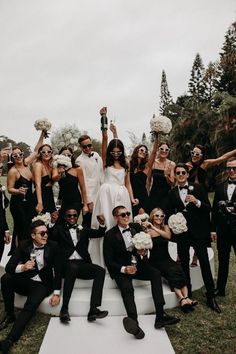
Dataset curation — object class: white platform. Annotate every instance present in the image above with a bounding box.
[0,242,215,315]
[39,315,175,354]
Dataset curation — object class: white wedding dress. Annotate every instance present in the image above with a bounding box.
[90,166,132,266]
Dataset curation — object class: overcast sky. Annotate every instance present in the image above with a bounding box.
[0,0,235,149]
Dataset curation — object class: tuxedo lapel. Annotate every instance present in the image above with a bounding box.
[173,186,186,210]
[223,181,228,200]
[63,229,74,248]
[114,226,127,251]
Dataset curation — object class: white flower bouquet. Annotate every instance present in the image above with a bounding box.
[34,118,52,138]
[53,155,72,170]
[32,213,51,226]
[168,212,188,234]
[133,213,149,225]
[150,114,172,134]
[132,231,153,250]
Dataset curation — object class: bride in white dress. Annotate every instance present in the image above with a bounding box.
[90,107,138,266]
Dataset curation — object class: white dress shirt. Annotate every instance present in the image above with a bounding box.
[227,180,236,201]
[68,228,83,260]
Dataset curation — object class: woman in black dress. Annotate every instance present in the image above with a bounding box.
[52,146,88,222]
[33,144,56,214]
[7,131,44,252]
[148,143,175,213]
[147,207,197,312]
[130,135,158,216]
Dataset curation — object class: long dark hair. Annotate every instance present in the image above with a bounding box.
[106,139,128,170]
[192,144,205,164]
[130,144,148,172]
[59,146,76,167]
[37,144,53,163]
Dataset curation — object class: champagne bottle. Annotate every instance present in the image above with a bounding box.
[101,112,108,131]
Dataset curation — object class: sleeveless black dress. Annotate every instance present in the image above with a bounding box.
[10,175,34,252]
[130,170,149,216]
[149,169,171,213]
[149,236,187,290]
[58,171,82,220]
[33,175,56,214]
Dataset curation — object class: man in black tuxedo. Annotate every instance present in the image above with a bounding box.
[0,174,11,262]
[167,163,220,313]
[103,205,179,339]
[212,157,236,296]
[0,220,61,353]
[53,207,108,323]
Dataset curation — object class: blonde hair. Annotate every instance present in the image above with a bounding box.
[149,208,165,229]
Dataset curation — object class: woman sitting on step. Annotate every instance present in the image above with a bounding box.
[146,208,198,313]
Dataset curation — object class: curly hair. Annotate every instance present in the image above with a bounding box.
[130,144,149,172]
[106,139,128,170]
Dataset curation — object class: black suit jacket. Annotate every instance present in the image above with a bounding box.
[212,180,236,234]
[103,223,143,278]
[53,224,106,264]
[167,182,211,240]
[0,189,9,234]
[5,239,61,293]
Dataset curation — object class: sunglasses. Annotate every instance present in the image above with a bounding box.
[12,152,24,158]
[118,211,131,218]
[176,171,187,176]
[40,150,52,155]
[110,151,122,156]
[35,230,48,236]
[159,147,170,152]
[65,214,78,218]
[154,214,165,218]
[139,148,148,154]
[226,167,236,172]
[81,144,92,149]
[191,151,202,157]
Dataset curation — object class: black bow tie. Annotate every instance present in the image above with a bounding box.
[66,224,78,229]
[179,185,188,190]
[88,153,94,158]
[228,180,236,185]
[34,246,45,250]
[122,228,131,234]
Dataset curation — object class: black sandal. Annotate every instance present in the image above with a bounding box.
[179,298,193,313]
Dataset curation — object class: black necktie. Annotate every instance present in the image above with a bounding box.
[122,228,131,234]
[89,153,94,158]
[180,185,188,190]
[66,223,77,229]
[228,180,236,185]
[34,247,45,250]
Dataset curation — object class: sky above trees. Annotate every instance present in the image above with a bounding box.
[0,0,235,149]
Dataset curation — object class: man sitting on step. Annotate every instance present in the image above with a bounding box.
[103,205,180,339]
[0,220,61,354]
[52,206,108,323]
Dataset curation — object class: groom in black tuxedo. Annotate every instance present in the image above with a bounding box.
[212,157,236,296]
[52,207,108,323]
[167,163,220,313]
[103,205,179,339]
[0,220,61,353]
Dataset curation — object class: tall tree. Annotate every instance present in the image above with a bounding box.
[216,22,236,96]
[159,70,173,114]
[188,53,206,102]
[203,61,218,102]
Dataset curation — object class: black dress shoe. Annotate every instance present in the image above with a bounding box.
[214,289,225,297]
[154,312,180,329]
[87,308,108,322]
[0,315,15,331]
[123,317,145,339]
[206,297,221,313]
[0,339,13,353]
[59,309,71,323]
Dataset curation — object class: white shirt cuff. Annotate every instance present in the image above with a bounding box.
[121,266,126,273]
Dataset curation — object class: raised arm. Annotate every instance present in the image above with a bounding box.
[203,148,236,169]
[145,134,159,174]
[25,131,44,165]
[33,162,44,213]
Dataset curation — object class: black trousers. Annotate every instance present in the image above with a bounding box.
[1,273,50,342]
[114,260,165,321]
[82,212,92,228]
[174,235,215,298]
[62,260,105,310]
[216,226,236,293]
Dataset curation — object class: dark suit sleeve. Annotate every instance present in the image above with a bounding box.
[5,242,27,274]
[211,186,221,232]
[85,225,106,239]
[51,242,62,291]
[195,184,211,212]
[103,232,123,276]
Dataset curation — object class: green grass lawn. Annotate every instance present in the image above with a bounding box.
[0,177,236,353]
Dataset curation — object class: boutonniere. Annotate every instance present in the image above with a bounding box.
[188,185,194,192]
[77,225,83,231]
